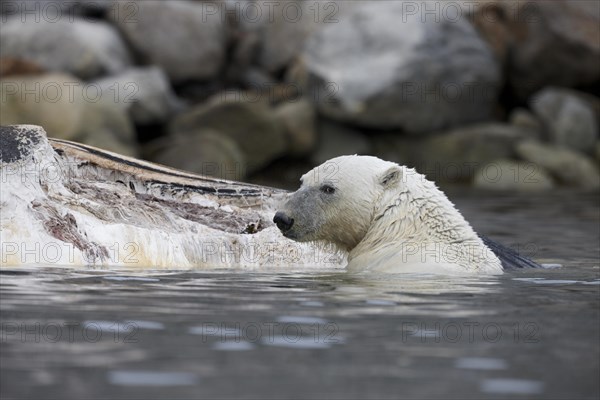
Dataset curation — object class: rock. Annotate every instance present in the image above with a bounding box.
[147,130,246,180]
[596,141,600,164]
[371,134,413,167]
[0,0,115,17]
[530,88,598,154]
[1,74,86,140]
[311,119,371,165]
[579,93,600,127]
[508,108,542,138]
[373,121,547,183]
[77,96,138,157]
[169,93,287,174]
[252,0,322,73]
[230,2,358,76]
[474,159,554,191]
[110,0,226,83]
[94,67,183,125]
[70,0,116,16]
[274,99,317,157]
[0,73,138,156]
[239,68,275,89]
[297,1,500,132]
[374,123,533,182]
[227,27,261,82]
[470,0,600,98]
[516,140,600,189]
[0,17,132,80]
[0,57,46,77]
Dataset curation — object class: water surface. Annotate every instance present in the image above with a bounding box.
[1,190,598,399]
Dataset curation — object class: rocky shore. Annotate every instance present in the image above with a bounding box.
[1,0,598,190]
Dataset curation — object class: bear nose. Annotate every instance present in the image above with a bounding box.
[273,211,294,232]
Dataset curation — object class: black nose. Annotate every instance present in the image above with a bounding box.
[273,211,294,232]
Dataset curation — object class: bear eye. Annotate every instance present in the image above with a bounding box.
[320,185,336,194]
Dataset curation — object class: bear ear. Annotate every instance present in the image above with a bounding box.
[380,166,402,188]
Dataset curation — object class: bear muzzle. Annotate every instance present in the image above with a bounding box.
[273,211,294,233]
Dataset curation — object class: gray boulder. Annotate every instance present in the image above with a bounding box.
[94,67,183,125]
[516,140,600,189]
[311,119,371,165]
[1,74,87,140]
[530,88,598,154]
[297,1,500,133]
[373,123,534,182]
[231,1,358,75]
[0,73,138,156]
[77,96,138,157]
[0,17,132,80]
[0,1,115,17]
[274,99,317,157]
[508,108,543,139]
[110,0,226,83]
[470,0,600,98]
[251,0,324,72]
[169,93,287,174]
[474,159,554,191]
[147,130,246,180]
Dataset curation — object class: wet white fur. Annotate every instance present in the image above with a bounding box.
[297,155,503,274]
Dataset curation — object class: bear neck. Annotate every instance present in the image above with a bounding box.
[348,170,485,264]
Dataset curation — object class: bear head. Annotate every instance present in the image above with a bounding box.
[273,155,402,251]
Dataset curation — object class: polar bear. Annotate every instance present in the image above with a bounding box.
[273,155,536,274]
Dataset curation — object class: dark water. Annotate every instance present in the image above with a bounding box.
[1,191,599,400]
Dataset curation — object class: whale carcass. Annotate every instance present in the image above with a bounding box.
[0,125,344,269]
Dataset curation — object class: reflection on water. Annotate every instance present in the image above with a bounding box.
[454,357,508,370]
[1,265,598,399]
[108,370,200,386]
[1,191,598,399]
[212,341,256,351]
[480,378,544,395]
